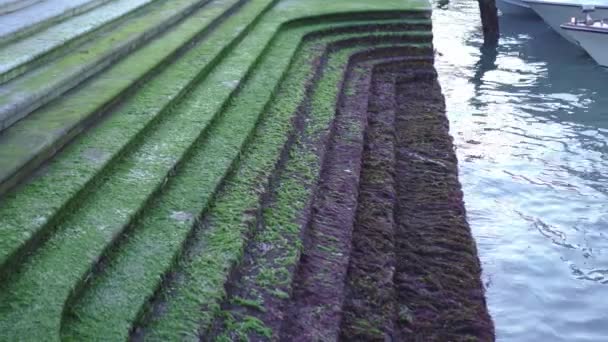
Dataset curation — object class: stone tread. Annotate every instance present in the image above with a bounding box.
[0,0,284,338]
[64,24,430,342]
[0,0,43,15]
[0,0,111,45]
[0,0,158,84]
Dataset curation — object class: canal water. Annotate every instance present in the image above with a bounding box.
[432,2,608,341]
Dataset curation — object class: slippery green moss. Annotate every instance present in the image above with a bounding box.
[221,44,357,339]
[132,27,323,342]
[0,0,249,173]
[0,0,431,277]
[216,313,273,341]
[0,13,431,342]
[61,14,311,341]
[209,43,430,340]
[231,297,266,313]
[141,38,430,341]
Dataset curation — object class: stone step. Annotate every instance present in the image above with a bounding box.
[0,0,111,45]
[0,0,439,340]
[62,22,430,342]
[126,1,430,337]
[0,1,283,338]
[0,0,160,85]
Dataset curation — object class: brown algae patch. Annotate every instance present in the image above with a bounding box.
[390,65,494,341]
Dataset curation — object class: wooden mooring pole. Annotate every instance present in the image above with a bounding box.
[478,0,499,44]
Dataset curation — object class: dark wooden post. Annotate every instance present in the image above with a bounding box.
[478,0,499,45]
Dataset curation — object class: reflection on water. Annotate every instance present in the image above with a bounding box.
[433,2,608,341]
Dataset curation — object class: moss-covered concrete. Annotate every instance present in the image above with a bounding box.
[0,3,429,341]
[0,0,499,341]
[62,24,430,342]
[136,38,431,342]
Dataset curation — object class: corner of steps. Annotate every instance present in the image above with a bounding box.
[131,24,433,342]
[0,1,490,341]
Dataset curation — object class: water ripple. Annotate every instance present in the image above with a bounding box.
[434,1,608,341]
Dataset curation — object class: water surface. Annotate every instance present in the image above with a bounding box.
[433,2,608,341]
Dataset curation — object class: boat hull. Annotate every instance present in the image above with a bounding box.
[561,24,608,67]
[497,0,537,16]
[526,0,608,43]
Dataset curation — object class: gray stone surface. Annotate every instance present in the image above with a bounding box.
[0,0,44,15]
[0,0,156,84]
[0,0,203,132]
[0,0,111,43]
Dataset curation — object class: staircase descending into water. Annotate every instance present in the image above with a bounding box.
[0,0,494,341]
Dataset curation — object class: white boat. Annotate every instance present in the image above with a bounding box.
[524,0,608,43]
[497,0,538,16]
[561,19,608,66]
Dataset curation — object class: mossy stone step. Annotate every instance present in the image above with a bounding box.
[61,22,428,342]
[0,1,429,280]
[210,38,374,342]
[217,49,432,342]
[141,35,431,342]
[0,0,271,280]
[0,0,215,132]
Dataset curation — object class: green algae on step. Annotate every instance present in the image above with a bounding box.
[141,41,431,341]
[138,34,340,342]
[218,47,392,341]
[0,0,430,191]
[211,41,345,341]
[0,0,215,131]
[78,28,392,342]
[0,0,157,84]
[215,51,372,342]
[60,14,319,342]
[0,11,428,292]
[60,22,432,337]
[0,0,271,275]
[212,51,432,342]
